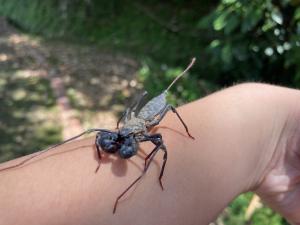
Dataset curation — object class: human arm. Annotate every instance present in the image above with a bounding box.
[0,83,299,225]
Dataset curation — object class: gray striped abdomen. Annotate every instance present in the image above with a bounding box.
[137,92,167,120]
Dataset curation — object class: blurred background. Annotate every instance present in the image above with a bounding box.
[0,0,299,224]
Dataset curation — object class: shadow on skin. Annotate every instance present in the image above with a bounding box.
[0,144,94,172]
[0,138,162,178]
[0,131,178,213]
[0,125,186,187]
[0,142,131,177]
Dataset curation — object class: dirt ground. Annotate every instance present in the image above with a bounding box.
[0,17,141,139]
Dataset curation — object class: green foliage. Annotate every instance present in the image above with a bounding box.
[198,2,300,224]
[0,0,64,35]
[200,0,300,87]
[222,193,289,225]
[0,0,215,106]
[0,0,202,62]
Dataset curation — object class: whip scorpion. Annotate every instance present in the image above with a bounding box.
[0,58,196,213]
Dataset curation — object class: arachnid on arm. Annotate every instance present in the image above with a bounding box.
[0,58,196,213]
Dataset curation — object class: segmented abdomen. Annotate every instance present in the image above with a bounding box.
[122,117,146,134]
[137,92,167,120]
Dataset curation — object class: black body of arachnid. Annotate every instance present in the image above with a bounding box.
[0,58,196,214]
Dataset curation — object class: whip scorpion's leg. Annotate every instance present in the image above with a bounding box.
[94,133,102,173]
[113,133,167,213]
[147,104,194,139]
[0,128,111,172]
[116,91,148,129]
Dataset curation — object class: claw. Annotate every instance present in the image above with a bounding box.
[95,164,100,173]
[159,179,164,190]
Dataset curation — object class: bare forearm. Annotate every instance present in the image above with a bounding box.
[0,83,298,225]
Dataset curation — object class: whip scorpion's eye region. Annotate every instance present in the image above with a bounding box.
[119,137,138,159]
[98,132,119,153]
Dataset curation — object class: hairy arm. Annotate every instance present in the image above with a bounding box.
[0,83,299,225]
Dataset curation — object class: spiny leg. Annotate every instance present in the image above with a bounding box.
[139,133,168,189]
[113,141,163,214]
[144,147,157,167]
[158,145,167,190]
[140,133,163,167]
[131,91,148,114]
[145,143,167,191]
[94,134,102,173]
[169,105,194,139]
[147,104,194,139]
[116,91,148,129]
[0,128,110,172]
[116,108,130,129]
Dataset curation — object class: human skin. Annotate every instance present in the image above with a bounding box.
[0,83,300,225]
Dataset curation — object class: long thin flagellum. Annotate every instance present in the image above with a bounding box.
[0,128,108,172]
[165,57,196,92]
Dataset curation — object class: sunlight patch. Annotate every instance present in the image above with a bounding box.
[15,69,47,78]
[0,53,10,62]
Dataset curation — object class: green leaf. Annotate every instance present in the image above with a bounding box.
[294,7,300,21]
[221,43,233,65]
[271,8,283,25]
[241,8,263,33]
[210,39,221,48]
[262,18,276,31]
[223,0,237,4]
[224,14,240,34]
[197,12,215,28]
[213,12,228,31]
